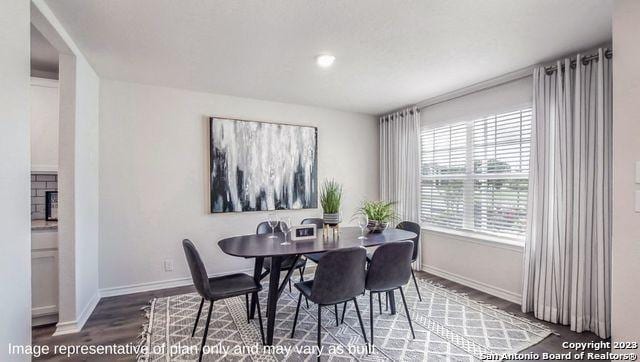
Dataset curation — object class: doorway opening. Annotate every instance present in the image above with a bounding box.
[29,24,60,328]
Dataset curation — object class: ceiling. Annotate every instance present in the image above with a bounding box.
[31,24,59,75]
[45,0,612,115]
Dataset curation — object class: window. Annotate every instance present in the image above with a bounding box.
[420,108,532,240]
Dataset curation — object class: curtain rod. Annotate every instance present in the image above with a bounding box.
[412,67,533,112]
[544,49,612,74]
[380,108,419,122]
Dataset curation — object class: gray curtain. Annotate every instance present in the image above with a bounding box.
[380,106,421,268]
[522,48,612,338]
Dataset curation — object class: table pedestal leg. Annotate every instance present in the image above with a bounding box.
[387,290,397,315]
[265,256,282,345]
[249,257,264,319]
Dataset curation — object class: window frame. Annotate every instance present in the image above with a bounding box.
[420,107,532,245]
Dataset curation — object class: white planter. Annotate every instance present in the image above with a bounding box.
[323,212,341,226]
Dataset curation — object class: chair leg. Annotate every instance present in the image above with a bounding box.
[340,301,347,324]
[199,301,214,362]
[245,294,250,322]
[352,298,368,345]
[399,287,415,339]
[411,269,422,301]
[369,292,374,348]
[378,293,382,314]
[192,298,204,337]
[255,292,265,345]
[288,278,292,292]
[291,292,303,338]
[317,305,322,355]
[299,267,309,309]
[385,292,389,311]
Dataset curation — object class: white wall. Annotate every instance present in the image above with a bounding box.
[30,77,59,172]
[72,55,101,326]
[611,0,640,345]
[421,231,524,303]
[56,53,78,327]
[98,80,378,292]
[420,76,532,303]
[55,47,101,335]
[0,0,31,359]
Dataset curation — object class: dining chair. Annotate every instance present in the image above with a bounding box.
[396,221,422,301]
[365,240,415,346]
[256,221,307,291]
[301,217,325,264]
[290,247,369,354]
[363,221,422,313]
[182,239,264,362]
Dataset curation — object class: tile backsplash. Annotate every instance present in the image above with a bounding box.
[31,173,58,220]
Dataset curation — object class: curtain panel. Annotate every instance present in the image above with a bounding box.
[380,106,422,268]
[522,48,612,338]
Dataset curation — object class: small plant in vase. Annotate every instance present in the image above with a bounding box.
[320,179,343,226]
[358,200,397,233]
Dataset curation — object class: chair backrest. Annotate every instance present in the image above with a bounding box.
[366,241,413,292]
[182,239,213,299]
[301,218,324,230]
[397,221,421,262]
[311,247,366,305]
[256,221,287,235]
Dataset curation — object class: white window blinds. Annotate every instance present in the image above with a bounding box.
[420,123,467,229]
[420,108,532,239]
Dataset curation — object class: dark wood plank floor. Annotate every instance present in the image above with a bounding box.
[32,271,607,361]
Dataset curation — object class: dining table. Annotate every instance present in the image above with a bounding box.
[217,226,418,345]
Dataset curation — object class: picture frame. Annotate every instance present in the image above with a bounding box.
[45,191,58,221]
[290,224,317,241]
[209,116,318,213]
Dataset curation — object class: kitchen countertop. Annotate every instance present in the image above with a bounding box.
[31,220,58,231]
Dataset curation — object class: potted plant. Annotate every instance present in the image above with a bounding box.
[358,200,397,233]
[320,179,342,225]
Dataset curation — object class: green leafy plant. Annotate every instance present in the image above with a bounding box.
[320,179,342,214]
[358,200,397,223]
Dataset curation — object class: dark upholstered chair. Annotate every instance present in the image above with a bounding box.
[291,247,368,351]
[366,241,415,346]
[365,221,422,311]
[301,218,325,264]
[256,221,306,291]
[182,239,264,361]
[396,221,422,301]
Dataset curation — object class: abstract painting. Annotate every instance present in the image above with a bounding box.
[209,117,318,213]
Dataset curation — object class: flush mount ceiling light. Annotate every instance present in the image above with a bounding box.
[316,54,336,68]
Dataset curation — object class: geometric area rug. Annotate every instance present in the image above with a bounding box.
[138,276,552,361]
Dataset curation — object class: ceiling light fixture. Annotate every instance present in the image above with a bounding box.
[316,54,336,68]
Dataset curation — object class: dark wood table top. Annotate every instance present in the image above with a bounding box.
[218,226,417,258]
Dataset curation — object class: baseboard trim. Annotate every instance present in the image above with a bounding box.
[98,268,254,298]
[33,314,58,327]
[52,266,295,334]
[32,304,57,317]
[53,291,100,336]
[53,320,81,336]
[421,264,522,305]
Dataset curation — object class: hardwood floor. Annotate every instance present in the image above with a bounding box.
[32,271,607,361]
